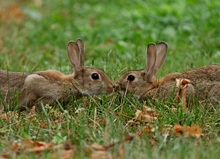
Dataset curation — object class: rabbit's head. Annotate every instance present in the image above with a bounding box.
[67,39,114,95]
[115,42,168,97]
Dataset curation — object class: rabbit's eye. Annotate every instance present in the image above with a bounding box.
[91,73,99,80]
[127,75,135,81]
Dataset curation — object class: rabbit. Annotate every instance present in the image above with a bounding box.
[114,42,220,105]
[0,39,114,110]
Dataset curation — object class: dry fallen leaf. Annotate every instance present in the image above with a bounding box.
[0,154,9,159]
[90,151,112,159]
[171,105,177,112]
[176,79,190,111]
[0,111,19,122]
[91,143,106,151]
[25,106,36,120]
[8,139,74,156]
[125,106,158,135]
[0,3,26,23]
[51,149,73,159]
[10,142,20,152]
[142,106,159,117]
[173,123,202,138]
[134,106,158,123]
[137,124,155,136]
[186,124,203,138]
[173,124,184,137]
[117,148,125,159]
[162,124,173,136]
[87,135,134,158]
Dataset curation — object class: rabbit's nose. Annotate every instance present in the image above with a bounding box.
[112,84,116,89]
[113,83,120,92]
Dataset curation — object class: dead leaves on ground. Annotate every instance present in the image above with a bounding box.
[124,105,202,139]
[0,136,133,159]
[0,106,73,130]
[126,106,159,126]
[89,135,134,159]
[0,1,44,24]
[0,3,26,24]
[175,78,194,111]
[0,104,203,158]
[1,140,74,159]
[173,123,203,138]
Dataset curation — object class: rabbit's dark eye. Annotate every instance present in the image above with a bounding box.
[127,75,135,81]
[91,73,99,80]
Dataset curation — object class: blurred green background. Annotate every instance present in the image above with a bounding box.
[1,0,220,81]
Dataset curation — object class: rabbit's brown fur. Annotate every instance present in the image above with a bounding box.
[0,39,114,110]
[163,64,220,83]
[145,80,220,107]
[115,42,220,105]
[0,70,29,100]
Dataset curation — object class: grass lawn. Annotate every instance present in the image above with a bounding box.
[0,0,220,158]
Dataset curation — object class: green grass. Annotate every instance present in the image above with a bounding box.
[1,0,220,158]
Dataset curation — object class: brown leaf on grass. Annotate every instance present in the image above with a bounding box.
[0,3,26,23]
[60,150,73,159]
[171,105,177,112]
[116,148,125,159]
[142,106,159,117]
[10,140,75,158]
[91,143,106,151]
[175,78,193,111]
[173,124,184,137]
[125,106,158,137]
[91,135,134,151]
[161,124,173,136]
[15,139,50,153]
[25,106,36,120]
[0,108,37,128]
[9,139,74,155]
[126,106,158,127]
[0,111,19,122]
[25,142,54,153]
[186,124,203,138]
[136,106,158,123]
[88,136,134,159]
[87,135,134,158]
[88,117,107,128]
[0,154,9,159]
[10,142,20,152]
[89,146,125,159]
[91,151,112,159]
[51,149,73,159]
[137,124,155,136]
[33,140,47,147]
[173,123,202,138]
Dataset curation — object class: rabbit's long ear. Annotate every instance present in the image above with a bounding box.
[145,42,168,82]
[67,41,81,71]
[154,42,167,71]
[145,43,156,82]
[76,39,84,66]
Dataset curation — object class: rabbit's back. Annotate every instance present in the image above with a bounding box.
[0,70,29,96]
[196,81,220,105]
[19,71,79,108]
[0,70,29,109]
[179,64,220,83]
[145,77,220,106]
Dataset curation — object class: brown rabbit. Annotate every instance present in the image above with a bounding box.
[115,42,220,105]
[0,39,114,110]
